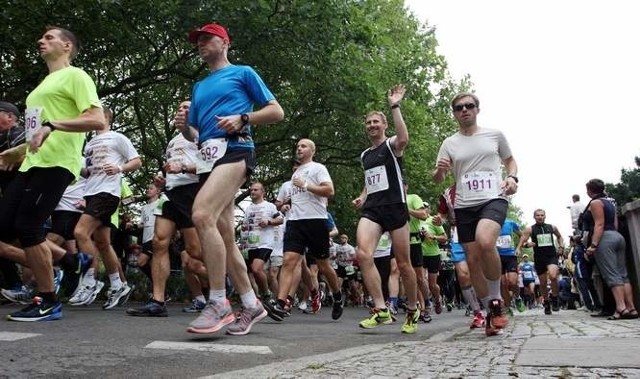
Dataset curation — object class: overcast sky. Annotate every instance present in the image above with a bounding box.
[405,0,639,239]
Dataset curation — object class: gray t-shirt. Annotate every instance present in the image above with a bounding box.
[436,127,513,208]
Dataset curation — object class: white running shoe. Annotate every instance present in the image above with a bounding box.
[103,283,132,310]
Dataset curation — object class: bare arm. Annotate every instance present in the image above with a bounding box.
[49,106,106,132]
[515,226,532,255]
[501,156,518,195]
[386,85,408,155]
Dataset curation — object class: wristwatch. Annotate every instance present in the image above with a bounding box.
[507,175,519,183]
[241,113,250,126]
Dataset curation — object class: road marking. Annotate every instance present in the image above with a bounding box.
[0,332,41,341]
[145,341,272,355]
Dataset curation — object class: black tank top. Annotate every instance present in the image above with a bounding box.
[361,139,405,209]
[530,223,556,255]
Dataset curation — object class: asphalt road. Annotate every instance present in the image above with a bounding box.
[0,301,471,378]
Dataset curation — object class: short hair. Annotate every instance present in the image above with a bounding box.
[364,111,388,126]
[46,26,79,60]
[586,179,606,196]
[103,107,113,125]
[451,92,480,109]
[572,194,580,201]
[533,208,546,216]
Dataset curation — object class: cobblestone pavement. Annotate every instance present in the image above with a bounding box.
[210,308,640,378]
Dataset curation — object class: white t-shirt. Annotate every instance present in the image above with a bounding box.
[141,198,160,243]
[83,131,139,197]
[276,180,293,217]
[270,215,285,258]
[335,243,356,267]
[570,201,585,229]
[243,200,279,250]
[164,133,199,190]
[436,127,513,208]
[55,175,86,213]
[288,161,332,220]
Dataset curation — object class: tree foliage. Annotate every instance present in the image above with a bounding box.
[605,156,640,208]
[1,0,469,237]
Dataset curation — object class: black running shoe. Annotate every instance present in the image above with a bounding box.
[544,300,552,315]
[550,295,560,312]
[331,295,344,320]
[271,302,289,320]
[262,299,284,322]
[126,300,168,317]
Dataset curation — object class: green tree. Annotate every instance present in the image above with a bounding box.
[1,0,467,237]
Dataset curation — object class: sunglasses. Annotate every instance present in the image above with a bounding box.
[453,102,476,112]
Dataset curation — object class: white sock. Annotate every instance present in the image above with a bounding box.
[109,273,123,290]
[241,290,259,309]
[209,289,226,303]
[82,268,96,287]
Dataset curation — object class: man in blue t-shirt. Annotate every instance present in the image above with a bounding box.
[175,22,284,336]
[497,218,523,313]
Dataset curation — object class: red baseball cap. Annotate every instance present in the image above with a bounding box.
[188,23,230,44]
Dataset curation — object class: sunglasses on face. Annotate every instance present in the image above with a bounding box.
[453,102,476,112]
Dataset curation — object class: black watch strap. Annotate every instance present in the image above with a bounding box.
[507,175,519,183]
[43,121,56,131]
[241,113,249,126]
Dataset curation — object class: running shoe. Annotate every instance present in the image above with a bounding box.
[126,299,168,317]
[262,298,284,322]
[387,302,398,316]
[435,301,443,314]
[68,253,94,297]
[68,281,104,306]
[272,301,289,320]
[515,297,526,313]
[7,296,62,322]
[401,309,420,334]
[297,300,308,312]
[118,283,134,306]
[470,311,486,329]
[550,295,560,312]
[187,299,235,334]
[489,299,508,329]
[226,301,268,336]
[182,299,207,313]
[310,290,322,314]
[485,314,503,337]
[103,283,132,310]
[419,310,432,323]
[544,300,552,315]
[283,298,292,316]
[53,269,64,295]
[506,307,514,317]
[331,294,344,320]
[446,302,453,312]
[359,308,392,329]
[1,285,34,305]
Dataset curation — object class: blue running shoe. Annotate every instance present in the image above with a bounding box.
[1,285,34,305]
[53,269,64,295]
[7,296,63,322]
[76,252,93,276]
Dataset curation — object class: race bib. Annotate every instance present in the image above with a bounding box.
[459,171,500,200]
[523,271,533,279]
[25,107,44,142]
[496,235,513,248]
[195,138,227,174]
[247,230,261,248]
[364,165,389,194]
[153,194,169,216]
[345,265,356,276]
[377,233,391,249]
[536,233,553,247]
